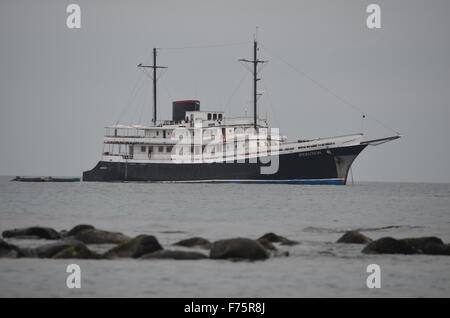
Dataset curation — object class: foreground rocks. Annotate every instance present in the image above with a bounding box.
[362,236,450,255]
[104,235,163,258]
[66,224,95,237]
[0,239,22,258]
[2,227,61,240]
[3,224,449,261]
[173,237,212,249]
[362,237,416,254]
[258,233,299,246]
[337,231,372,244]
[33,239,103,259]
[141,250,208,260]
[69,226,130,245]
[210,238,269,260]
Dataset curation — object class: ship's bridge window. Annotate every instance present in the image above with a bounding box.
[141,146,146,152]
[208,113,212,120]
[156,131,159,136]
[218,114,223,120]
[213,113,217,120]
[158,146,164,152]
[167,146,173,153]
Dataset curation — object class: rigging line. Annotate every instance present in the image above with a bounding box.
[115,73,147,124]
[160,75,173,102]
[224,70,249,116]
[137,83,149,125]
[260,78,281,132]
[158,41,251,51]
[260,44,401,136]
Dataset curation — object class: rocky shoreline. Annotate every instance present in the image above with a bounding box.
[1,225,449,260]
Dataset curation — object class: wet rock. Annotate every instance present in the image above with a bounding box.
[210,238,269,260]
[362,237,416,255]
[73,228,130,244]
[256,238,278,251]
[0,238,21,258]
[258,233,299,246]
[400,237,443,252]
[104,235,163,258]
[66,224,95,237]
[33,239,91,258]
[421,243,450,256]
[337,231,372,244]
[2,227,61,240]
[401,237,449,256]
[52,245,104,259]
[173,237,211,249]
[141,250,208,260]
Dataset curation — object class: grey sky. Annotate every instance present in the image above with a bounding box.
[1,0,449,182]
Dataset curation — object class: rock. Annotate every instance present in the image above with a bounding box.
[401,237,449,256]
[362,237,416,255]
[400,237,443,252]
[73,228,130,244]
[52,245,104,259]
[421,243,450,256]
[0,238,21,258]
[337,231,372,244]
[258,233,299,246]
[2,227,61,240]
[33,239,93,258]
[256,238,278,251]
[210,238,269,260]
[141,250,208,260]
[104,235,163,258]
[66,224,95,237]
[173,237,211,249]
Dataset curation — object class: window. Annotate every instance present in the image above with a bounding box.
[167,146,173,153]
[158,146,164,152]
[218,114,223,120]
[141,146,146,152]
[156,131,159,136]
[148,146,153,153]
[208,113,212,120]
[213,113,217,120]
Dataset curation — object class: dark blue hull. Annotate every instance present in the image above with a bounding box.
[82,145,366,184]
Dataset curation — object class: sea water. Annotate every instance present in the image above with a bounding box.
[0,176,449,297]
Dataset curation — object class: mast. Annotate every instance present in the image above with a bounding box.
[138,48,167,125]
[240,35,267,129]
[253,40,257,130]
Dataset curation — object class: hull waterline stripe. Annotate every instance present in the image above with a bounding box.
[161,178,345,184]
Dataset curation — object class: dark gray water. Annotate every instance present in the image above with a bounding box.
[0,176,449,297]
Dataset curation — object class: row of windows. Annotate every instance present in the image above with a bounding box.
[207,113,223,120]
[140,145,173,153]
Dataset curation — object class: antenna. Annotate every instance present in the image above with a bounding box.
[239,33,267,129]
[138,48,168,125]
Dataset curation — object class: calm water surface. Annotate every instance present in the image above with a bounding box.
[0,176,449,297]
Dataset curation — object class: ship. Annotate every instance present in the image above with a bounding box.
[83,38,399,184]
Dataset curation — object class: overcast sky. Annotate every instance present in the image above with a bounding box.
[1,0,449,182]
